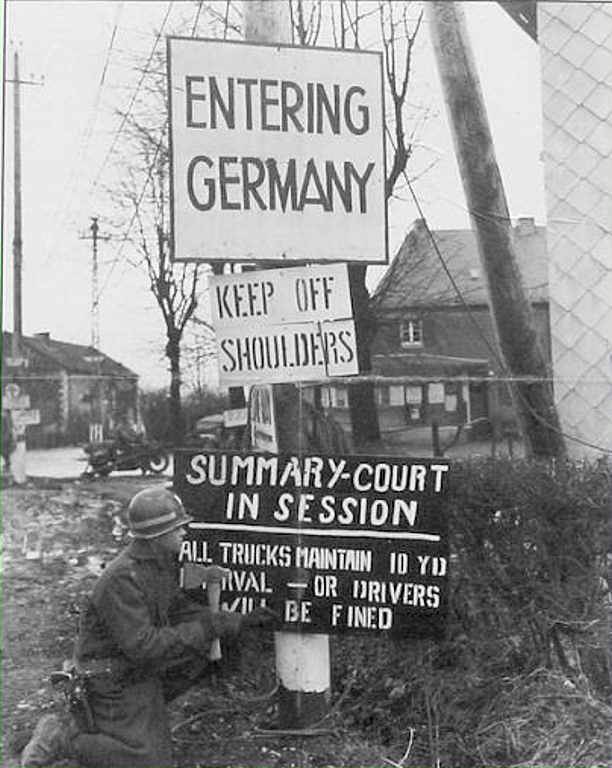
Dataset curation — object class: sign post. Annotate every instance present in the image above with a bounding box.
[167,4,390,730]
[3,382,39,484]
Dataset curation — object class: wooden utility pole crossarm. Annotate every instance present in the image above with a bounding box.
[428,1,565,458]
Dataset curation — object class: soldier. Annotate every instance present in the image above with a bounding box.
[21,487,273,768]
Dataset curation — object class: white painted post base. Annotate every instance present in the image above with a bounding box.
[274,631,331,729]
[10,440,27,484]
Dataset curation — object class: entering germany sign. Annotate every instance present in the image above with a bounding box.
[167,38,387,264]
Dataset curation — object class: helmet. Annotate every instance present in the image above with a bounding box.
[126,488,192,539]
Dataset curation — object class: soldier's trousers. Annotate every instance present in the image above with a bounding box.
[71,656,207,768]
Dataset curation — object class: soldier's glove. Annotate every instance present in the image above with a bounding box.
[209,610,243,638]
[240,606,279,630]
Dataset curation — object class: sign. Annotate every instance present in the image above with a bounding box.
[211,264,353,328]
[211,264,358,385]
[174,451,450,638]
[249,385,278,453]
[3,394,31,411]
[4,383,20,399]
[223,408,247,428]
[216,318,358,385]
[4,357,29,368]
[167,37,387,264]
[11,409,41,428]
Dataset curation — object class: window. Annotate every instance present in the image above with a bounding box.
[375,386,390,406]
[331,387,348,409]
[405,385,423,404]
[428,382,445,404]
[400,318,423,347]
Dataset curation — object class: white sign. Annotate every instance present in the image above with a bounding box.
[217,318,358,386]
[211,264,358,385]
[4,358,28,368]
[12,409,41,428]
[168,37,387,264]
[249,384,278,453]
[223,408,247,428]
[4,383,20,399]
[3,394,31,411]
[211,263,352,328]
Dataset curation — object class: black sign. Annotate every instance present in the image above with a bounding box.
[174,451,450,638]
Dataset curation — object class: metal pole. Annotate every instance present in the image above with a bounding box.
[241,1,331,730]
[428,1,565,458]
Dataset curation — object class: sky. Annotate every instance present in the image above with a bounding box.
[1,1,546,389]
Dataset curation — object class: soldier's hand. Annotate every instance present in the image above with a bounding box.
[240,606,279,630]
[210,610,243,637]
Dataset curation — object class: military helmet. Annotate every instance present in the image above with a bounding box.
[126,487,192,539]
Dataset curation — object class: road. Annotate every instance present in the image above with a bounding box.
[8,446,173,480]
[4,434,516,481]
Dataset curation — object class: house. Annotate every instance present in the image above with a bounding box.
[358,217,551,436]
[1,332,139,447]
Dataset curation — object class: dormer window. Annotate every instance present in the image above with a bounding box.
[400,317,423,348]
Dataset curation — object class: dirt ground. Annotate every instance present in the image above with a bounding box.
[0,475,390,768]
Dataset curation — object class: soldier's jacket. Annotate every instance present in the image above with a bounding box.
[70,539,214,768]
[75,538,212,676]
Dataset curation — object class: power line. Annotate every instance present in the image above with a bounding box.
[98,138,164,297]
[88,1,173,199]
[98,0,203,298]
[191,0,205,35]
[42,1,124,264]
[396,160,610,456]
[100,2,124,86]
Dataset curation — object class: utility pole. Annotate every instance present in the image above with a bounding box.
[6,48,43,359]
[428,1,565,458]
[79,217,110,441]
[242,1,332,730]
[5,48,43,483]
[79,217,110,349]
[12,49,23,360]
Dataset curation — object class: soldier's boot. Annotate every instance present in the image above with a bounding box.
[20,714,75,768]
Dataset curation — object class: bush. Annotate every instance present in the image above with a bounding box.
[333,457,611,767]
[140,387,228,443]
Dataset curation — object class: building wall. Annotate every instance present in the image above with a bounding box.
[371,305,552,372]
[540,2,612,457]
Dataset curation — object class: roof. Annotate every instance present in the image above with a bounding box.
[497,1,537,42]
[372,218,548,314]
[1,332,138,378]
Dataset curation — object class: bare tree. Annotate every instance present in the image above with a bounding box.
[110,3,427,448]
[291,0,426,446]
[111,120,202,445]
[106,21,213,446]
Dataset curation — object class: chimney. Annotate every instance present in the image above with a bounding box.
[515,217,535,236]
[35,332,50,340]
